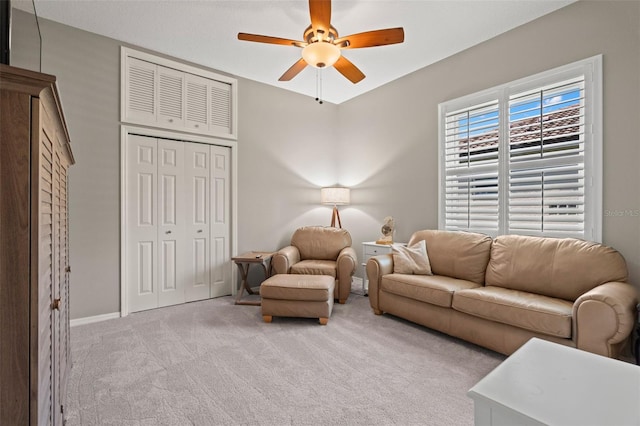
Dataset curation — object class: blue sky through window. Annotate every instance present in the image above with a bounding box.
[458,89,581,139]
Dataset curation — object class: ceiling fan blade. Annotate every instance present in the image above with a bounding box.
[333,56,365,84]
[279,58,308,81]
[309,0,332,35]
[335,28,405,49]
[238,33,306,47]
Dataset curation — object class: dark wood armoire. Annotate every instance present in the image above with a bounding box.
[0,64,74,425]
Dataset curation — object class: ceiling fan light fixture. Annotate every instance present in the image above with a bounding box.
[301,42,341,68]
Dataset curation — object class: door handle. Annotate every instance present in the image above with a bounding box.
[165,230,172,234]
[52,298,61,310]
[197,229,203,233]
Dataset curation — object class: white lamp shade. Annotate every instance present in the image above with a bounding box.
[321,187,350,205]
[302,42,341,68]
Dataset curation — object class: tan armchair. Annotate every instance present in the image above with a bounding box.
[272,226,357,304]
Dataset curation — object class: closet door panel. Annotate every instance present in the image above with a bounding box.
[157,139,185,307]
[210,145,231,298]
[126,135,158,312]
[184,143,211,302]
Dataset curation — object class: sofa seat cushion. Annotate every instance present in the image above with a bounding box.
[452,286,573,338]
[291,260,337,278]
[381,274,481,308]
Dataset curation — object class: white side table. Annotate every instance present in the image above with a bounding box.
[362,241,395,295]
[468,338,640,426]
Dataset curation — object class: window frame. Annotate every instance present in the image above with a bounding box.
[438,55,602,242]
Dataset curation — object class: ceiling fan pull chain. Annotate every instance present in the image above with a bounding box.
[315,68,319,102]
[317,68,324,105]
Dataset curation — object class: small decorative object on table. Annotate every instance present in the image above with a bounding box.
[376,216,395,245]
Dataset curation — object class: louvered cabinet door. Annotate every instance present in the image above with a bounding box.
[157,66,184,128]
[209,80,232,136]
[58,157,70,415]
[185,74,208,132]
[122,48,237,139]
[38,98,56,426]
[125,57,157,123]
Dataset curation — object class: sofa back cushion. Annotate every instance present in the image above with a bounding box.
[408,230,492,284]
[485,234,628,301]
[291,226,352,261]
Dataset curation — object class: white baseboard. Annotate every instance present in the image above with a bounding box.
[70,312,121,327]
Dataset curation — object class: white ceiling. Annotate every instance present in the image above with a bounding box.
[19,0,575,104]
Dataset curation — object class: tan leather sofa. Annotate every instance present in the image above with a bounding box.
[273,226,357,304]
[366,230,639,358]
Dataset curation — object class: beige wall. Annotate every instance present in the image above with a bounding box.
[339,0,640,291]
[13,0,640,319]
[13,10,339,319]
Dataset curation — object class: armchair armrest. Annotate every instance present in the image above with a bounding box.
[337,246,357,274]
[335,247,357,303]
[573,281,639,357]
[272,246,300,275]
[366,254,394,314]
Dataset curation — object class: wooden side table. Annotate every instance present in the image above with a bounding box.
[232,251,276,306]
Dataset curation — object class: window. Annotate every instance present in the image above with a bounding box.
[439,56,602,241]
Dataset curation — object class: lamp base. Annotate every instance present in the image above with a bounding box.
[330,206,342,228]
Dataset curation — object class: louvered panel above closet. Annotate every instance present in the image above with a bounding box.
[122,47,237,140]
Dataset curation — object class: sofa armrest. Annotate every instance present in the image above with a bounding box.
[573,281,639,357]
[366,254,394,314]
[272,246,300,275]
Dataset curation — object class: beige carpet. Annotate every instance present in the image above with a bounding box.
[65,294,504,425]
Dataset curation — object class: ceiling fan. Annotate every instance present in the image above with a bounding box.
[237,0,405,84]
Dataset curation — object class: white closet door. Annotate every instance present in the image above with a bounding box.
[126,135,159,312]
[184,143,211,302]
[125,134,232,313]
[157,139,186,307]
[210,145,231,298]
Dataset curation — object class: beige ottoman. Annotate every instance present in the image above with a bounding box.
[260,275,335,325]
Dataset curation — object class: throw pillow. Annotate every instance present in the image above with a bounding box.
[392,240,433,275]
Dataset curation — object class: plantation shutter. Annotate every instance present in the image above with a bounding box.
[443,100,500,233]
[507,77,585,235]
